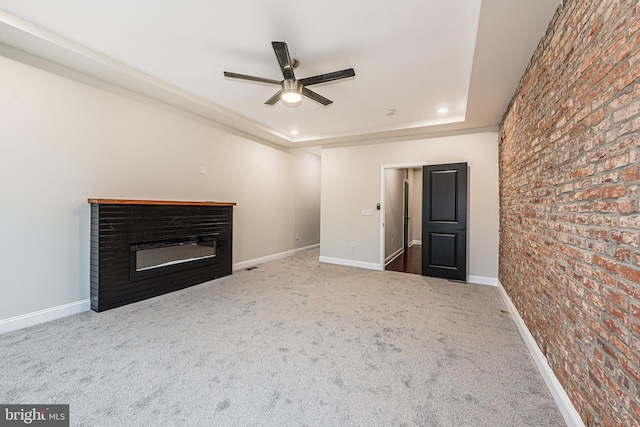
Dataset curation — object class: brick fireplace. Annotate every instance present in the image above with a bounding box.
[88,199,235,312]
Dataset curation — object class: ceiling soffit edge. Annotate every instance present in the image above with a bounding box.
[0,13,295,145]
[0,9,500,149]
[317,125,499,150]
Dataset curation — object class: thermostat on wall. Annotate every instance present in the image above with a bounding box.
[361,208,373,216]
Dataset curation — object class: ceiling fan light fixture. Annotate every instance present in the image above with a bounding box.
[282,80,302,104]
[224,42,355,107]
[282,92,302,104]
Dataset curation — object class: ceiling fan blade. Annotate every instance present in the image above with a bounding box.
[272,41,296,80]
[298,68,355,86]
[265,90,282,105]
[302,87,332,106]
[223,71,281,85]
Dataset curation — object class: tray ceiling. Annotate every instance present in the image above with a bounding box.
[0,0,560,148]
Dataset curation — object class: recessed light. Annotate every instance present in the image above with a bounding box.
[291,130,299,135]
[385,109,396,116]
[438,108,449,113]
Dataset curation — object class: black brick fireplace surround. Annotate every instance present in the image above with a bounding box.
[88,199,235,312]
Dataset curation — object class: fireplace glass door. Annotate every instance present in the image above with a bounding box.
[131,235,217,273]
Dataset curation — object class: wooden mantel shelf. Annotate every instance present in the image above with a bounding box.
[88,198,236,207]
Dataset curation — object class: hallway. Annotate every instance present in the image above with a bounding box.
[385,245,422,275]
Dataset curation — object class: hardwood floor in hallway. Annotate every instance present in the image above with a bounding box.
[385,244,422,275]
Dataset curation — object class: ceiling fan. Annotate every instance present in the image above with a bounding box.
[223,41,355,106]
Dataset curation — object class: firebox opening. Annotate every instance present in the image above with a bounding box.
[130,234,218,272]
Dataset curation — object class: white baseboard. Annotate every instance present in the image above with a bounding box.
[410,240,422,246]
[319,256,383,271]
[385,247,404,265]
[0,299,90,335]
[1,246,321,334]
[467,275,498,286]
[496,280,585,427]
[233,244,319,271]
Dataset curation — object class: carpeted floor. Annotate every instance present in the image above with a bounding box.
[0,250,566,426]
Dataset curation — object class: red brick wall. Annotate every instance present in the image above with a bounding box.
[498,1,640,426]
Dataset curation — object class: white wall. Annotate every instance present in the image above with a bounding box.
[320,132,499,280]
[0,55,320,320]
[384,168,405,260]
[293,149,321,249]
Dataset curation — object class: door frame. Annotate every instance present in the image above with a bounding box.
[403,178,410,252]
[379,162,428,270]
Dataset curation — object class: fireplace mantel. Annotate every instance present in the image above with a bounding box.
[88,198,236,207]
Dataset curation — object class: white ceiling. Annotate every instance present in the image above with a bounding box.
[0,0,560,148]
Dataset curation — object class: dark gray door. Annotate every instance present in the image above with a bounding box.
[421,163,467,281]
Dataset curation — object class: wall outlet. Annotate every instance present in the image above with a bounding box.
[350,242,355,249]
[391,237,394,244]
[199,166,206,175]
[295,233,299,240]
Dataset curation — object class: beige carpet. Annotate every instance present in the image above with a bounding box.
[0,249,566,426]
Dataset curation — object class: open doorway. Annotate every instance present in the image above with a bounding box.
[386,178,421,274]
[379,163,426,274]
